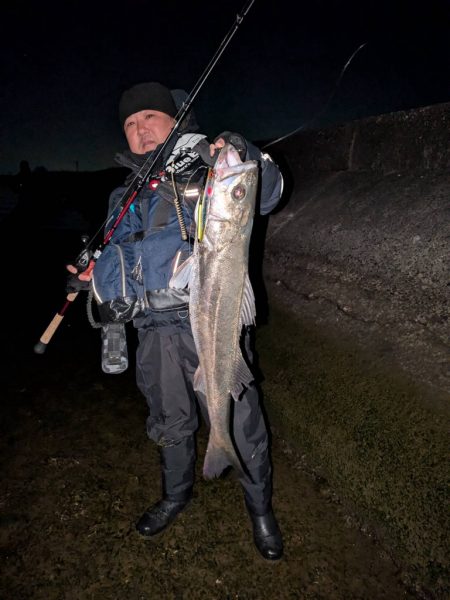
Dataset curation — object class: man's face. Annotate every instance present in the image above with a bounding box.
[124,109,176,154]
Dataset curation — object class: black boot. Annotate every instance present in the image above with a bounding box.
[248,507,283,560]
[240,455,282,559]
[136,495,191,537]
[136,437,195,538]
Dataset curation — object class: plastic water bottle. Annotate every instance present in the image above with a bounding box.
[101,323,128,374]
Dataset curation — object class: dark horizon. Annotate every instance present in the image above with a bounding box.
[2,0,449,175]
[3,94,449,178]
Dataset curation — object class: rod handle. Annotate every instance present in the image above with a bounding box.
[34,292,79,354]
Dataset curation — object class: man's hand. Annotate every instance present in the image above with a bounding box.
[209,137,226,158]
[65,264,92,293]
[210,132,247,161]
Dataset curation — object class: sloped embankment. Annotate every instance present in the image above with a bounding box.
[259,102,450,595]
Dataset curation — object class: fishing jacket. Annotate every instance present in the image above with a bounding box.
[92,130,283,324]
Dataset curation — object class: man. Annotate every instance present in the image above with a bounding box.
[68,82,284,560]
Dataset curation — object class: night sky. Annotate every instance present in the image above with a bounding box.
[2,0,449,174]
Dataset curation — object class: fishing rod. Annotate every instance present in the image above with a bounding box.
[263,42,368,149]
[33,0,257,355]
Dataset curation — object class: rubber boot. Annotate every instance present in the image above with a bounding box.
[247,503,284,560]
[136,437,195,537]
[241,459,283,560]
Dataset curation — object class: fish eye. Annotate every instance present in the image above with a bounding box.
[232,184,246,200]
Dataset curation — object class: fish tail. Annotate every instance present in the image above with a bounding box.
[203,435,246,480]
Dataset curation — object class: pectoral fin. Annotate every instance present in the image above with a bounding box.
[169,255,193,289]
[239,274,256,329]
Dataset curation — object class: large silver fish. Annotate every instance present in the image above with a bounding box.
[171,143,259,479]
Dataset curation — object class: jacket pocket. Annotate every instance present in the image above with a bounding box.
[92,242,144,323]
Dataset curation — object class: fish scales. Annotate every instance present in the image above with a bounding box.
[189,144,259,479]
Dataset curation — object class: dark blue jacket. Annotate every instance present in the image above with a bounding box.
[92,131,283,323]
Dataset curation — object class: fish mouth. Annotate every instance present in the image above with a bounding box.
[215,144,257,182]
[215,162,257,183]
[223,144,242,166]
[215,144,241,169]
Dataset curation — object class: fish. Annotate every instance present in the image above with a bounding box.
[170,143,259,479]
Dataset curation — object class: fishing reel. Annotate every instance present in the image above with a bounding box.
[74,234,92,272]
[65,234,93,294]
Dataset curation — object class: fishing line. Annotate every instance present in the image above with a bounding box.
[263,42,368,149]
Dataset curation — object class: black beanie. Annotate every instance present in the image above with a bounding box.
[119,82,177,128]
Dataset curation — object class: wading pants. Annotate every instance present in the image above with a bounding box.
[134,308,273,515]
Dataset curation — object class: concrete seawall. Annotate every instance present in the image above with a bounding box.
[259,102,449,594]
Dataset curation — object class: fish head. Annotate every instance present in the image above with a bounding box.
[211,143,258,229]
